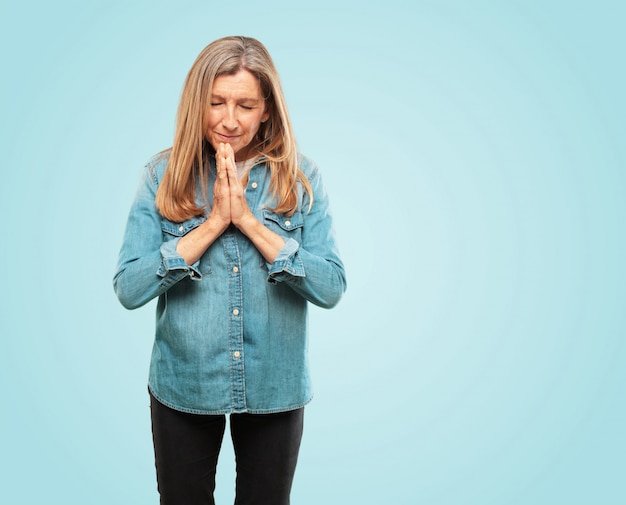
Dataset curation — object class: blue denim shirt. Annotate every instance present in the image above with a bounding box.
[113,151,346,414]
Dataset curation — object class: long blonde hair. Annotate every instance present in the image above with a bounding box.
[155,36,312,221]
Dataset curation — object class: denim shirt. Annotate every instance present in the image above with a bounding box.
[113,151,346,414]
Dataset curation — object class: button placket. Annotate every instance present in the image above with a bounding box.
[222,229,246,410]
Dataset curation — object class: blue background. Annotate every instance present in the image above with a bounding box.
[1,1,624,503]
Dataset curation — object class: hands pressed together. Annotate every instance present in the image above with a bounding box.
[211,142,254,230]
[175,142,285,266]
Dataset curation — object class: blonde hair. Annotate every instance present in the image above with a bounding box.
[155,36,312,221]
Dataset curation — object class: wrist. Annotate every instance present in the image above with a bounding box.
[207,211,231,234]
[233,211,258,234]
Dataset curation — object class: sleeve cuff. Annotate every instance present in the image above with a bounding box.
[157,237,202,280]
[267,238,305,283]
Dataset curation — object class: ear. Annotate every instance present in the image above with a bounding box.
[261,111,270,123]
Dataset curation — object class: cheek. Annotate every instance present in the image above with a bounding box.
[247,117,264,137]
[249,122,261,137]
[205,111,218,130]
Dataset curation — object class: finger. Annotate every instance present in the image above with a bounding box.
[216,144,229,179]
[225,154,237,177]
[223,152,239,184]
[223,142,234,159]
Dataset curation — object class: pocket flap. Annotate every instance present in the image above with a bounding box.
[161,216,207,237]
[262,210,303,231]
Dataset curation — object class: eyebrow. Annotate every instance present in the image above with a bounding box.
[210,94,260,103]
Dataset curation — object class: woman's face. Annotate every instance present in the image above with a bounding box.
[206,69,270,161]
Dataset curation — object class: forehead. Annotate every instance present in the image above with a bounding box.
[211,70,262,98]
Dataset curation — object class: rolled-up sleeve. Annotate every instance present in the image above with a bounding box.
[265,159,346,309]
[158,238,202,280]
[113,158,201,310]
[267,238,305,280]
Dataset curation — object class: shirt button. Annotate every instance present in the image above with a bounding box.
[251,182,258,189]
[285,220,291,227]
[233,266,239,273]
[233,308,240,316]
[178,225,184,232]
[234,351,241,359]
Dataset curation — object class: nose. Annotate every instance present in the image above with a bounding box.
[222,106,238,130]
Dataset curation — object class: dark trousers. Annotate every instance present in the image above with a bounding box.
[149,391,304,505]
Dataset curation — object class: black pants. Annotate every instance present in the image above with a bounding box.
[149,391,304,505]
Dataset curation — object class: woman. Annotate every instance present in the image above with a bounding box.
[113,36,346,504]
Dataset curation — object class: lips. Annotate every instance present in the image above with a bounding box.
[216,132,240,142]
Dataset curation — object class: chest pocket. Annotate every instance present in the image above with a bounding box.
[161,216,212,275]
[262,210,304,236]
[260,209,303,267]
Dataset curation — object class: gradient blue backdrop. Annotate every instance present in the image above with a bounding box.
[1,1,624,504]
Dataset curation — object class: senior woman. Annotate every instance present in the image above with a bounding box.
[113,36,346,504]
